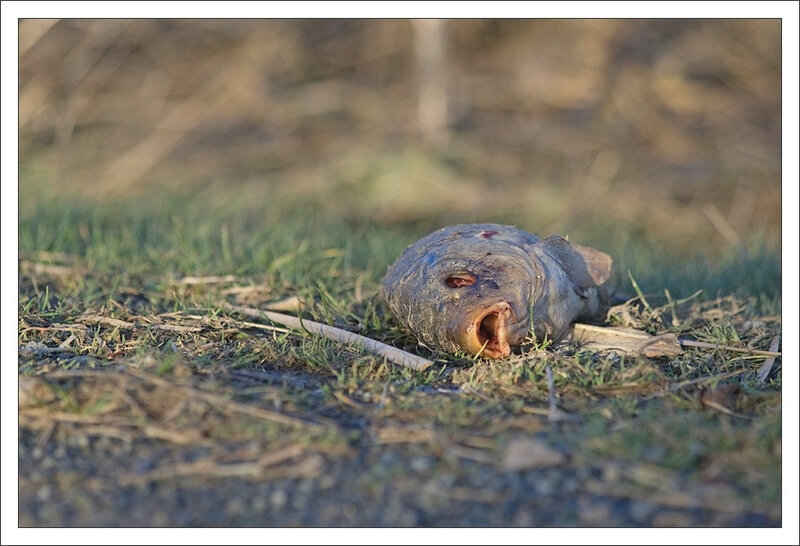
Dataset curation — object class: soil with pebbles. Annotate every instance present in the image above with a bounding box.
[18,427,778,527]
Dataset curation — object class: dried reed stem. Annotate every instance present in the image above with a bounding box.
[678,339,781,357]
[223,303,434,372]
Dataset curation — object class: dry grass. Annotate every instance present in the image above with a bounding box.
[20,20,780,255]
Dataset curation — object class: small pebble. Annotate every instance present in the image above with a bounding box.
[270,489,288,509]
[512,507,535,526]
[36,485,52,502]
[225,497,246,517]
[578,499,612,526]
[410,456,432,473]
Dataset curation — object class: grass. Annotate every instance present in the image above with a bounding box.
[17,179,783,526]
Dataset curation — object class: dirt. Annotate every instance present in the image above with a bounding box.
[17,356,780,527]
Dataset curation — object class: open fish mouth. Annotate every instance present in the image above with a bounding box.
[467,302,513,358]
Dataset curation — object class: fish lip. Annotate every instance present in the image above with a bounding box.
[467,301,513,358]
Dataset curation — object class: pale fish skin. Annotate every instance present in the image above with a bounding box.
[381,223,612,358]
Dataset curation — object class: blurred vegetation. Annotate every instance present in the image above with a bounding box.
[20,20,781,263]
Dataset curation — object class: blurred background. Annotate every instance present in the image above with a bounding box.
[18,19,782,292]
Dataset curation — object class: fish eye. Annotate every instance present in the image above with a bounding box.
[444,273,476,288]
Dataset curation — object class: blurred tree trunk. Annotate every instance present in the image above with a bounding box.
[412,19,450,144]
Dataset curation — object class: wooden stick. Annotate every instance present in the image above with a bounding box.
[179,275,237,285]
[568,323,683,358]
[679,339,781,358]
[569,323,782,359]
[223,303,434,372]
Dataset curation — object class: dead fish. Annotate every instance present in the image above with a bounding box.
[381,223,612,359]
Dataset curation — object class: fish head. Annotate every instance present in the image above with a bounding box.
[383,233,537,359]
[435,253,535,358]
[382,223,613,359]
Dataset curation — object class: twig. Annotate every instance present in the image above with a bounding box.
[546,365,579,423]
[546,365,557,414]
[569,324,782,359]
[149,323,203,333]
[74,425,135,442]
[703,203,741,246]
[373,381,391,413]
[76,315,135,330]
[179,275,237,285]
[58,334,78,349]
[678,339,781,357]
[75,314,203,333]
[700,400,751,420]
[757,335,781,381]
[222,303,434,371]
[20,260,85,277]
[139,425,205,445]
[236,320,292,335]
[19,408,210,446]
[19,345,78,356]
[568,324,682,358]
[333,391,365,410]
[19,324,89,336]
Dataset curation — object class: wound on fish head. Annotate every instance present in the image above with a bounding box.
[444,273,476,288]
